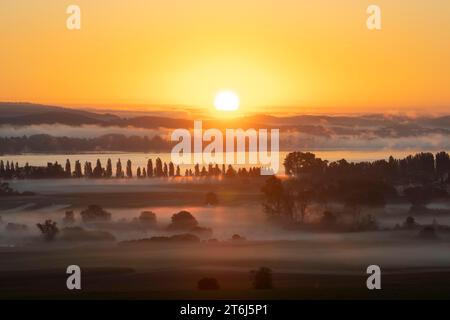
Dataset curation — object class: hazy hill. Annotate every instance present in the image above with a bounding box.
[0,102,449,135]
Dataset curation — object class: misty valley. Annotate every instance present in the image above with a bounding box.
[1,149,450,299]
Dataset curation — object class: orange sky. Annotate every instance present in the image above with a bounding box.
[1,0,450,115]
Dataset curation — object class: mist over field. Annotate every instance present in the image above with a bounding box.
[2,199,450,275]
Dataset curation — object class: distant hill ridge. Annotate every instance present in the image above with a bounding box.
[0,102,449,131]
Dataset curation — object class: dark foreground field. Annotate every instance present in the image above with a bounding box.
[1,241,450,300]
[2,267,450,300]
[2,178,450,300]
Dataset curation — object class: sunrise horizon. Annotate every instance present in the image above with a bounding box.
[2,100,449,119]
[2,1,450,118]
[1,0,450,307]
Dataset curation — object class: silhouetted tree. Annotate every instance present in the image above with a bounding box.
[261,176,286,219]
[93,159,103,178]
[63,211,76,225]
[436,151,450,182]
[84,161,93,177]
[403,216,417,229]
[37,220,59,241]
[116,159,123,178]
[214,164,220,176]
[285,180,315,223]
[167,210,198,230]
[0,182,17,196]
[80,205,112,222]
[65,159,71,177]
[226,165,236,177]
[208,164,213,176]
[194,164,200,176]
[163,162,168,177]
[169,162,175,177]
[126,160,132,178]
[147,159,153,177]
[284,152,327,177]
[404,186,433,210]
[106,158,113,178]
[74,160,82,177]
[155,158,163,177]
[137,211,157,225]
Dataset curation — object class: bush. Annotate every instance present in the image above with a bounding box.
[198,277,220,290]
[37,220,59,241]
[121,233,200,245]
[250,267,273,290]
[138,211,157,225]
[63,210,75,224]
[231,234,246,241]
[80,205,112,222]
[403,216,417,229]
[167,210,198,230]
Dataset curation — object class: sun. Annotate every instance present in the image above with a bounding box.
[214,91,240,111]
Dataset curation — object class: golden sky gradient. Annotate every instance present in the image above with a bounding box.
[1,0,450,115]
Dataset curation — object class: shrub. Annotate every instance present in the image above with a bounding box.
[121,233,200,245]
[403,216,417,229]
[231,234,246,241]
[167,210,198,230]
[63,210,75,224]
[80,205,112,222]
[37,220,59,241]
[138,211,157,225]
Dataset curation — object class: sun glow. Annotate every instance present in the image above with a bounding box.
[214,91,240,111]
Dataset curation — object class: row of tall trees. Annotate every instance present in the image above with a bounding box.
[0,158,262,179]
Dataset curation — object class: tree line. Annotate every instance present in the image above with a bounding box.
[0,158,262,179]
[262,151,450,226]
[284,151,450,184]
